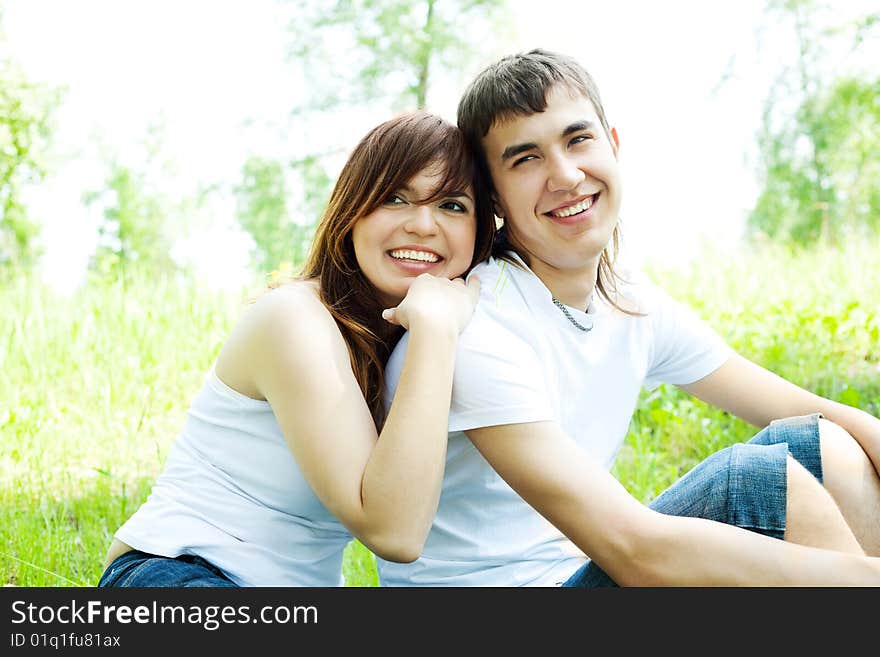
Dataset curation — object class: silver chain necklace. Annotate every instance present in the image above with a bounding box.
[552,298,593,332]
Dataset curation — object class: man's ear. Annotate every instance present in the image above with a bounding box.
[491,193,505,220]
[610,127,620,157]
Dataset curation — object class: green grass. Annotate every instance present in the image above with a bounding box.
[613,240,880,500]
[3,240,879,586]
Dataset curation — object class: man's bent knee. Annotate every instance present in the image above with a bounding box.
[817,418,880,555]
[784,454,864,554]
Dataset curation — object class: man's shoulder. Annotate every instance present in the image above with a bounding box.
[462,257,540,347]
[599,269,674,316]
[383,259,542,402]
[467,256,514,298]
[469,256,534,314]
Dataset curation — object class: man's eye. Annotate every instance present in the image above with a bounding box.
[512,155,536,167]
[570,135,592,146]
[440,200,466,212]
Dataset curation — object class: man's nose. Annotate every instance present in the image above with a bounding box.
[546,153,584,192]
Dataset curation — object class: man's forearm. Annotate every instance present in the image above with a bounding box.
[637,512,880,586]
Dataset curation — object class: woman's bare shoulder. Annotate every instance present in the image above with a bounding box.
[247,279,345,342]
[215,279,344,399]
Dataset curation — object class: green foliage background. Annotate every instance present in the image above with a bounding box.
[3,241,878,586]
[748,1,880,245]
[0,47,59,268]
[2,0,879,588]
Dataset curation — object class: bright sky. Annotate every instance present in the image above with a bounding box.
[4,0,875,292]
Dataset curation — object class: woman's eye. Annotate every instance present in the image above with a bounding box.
[384,194,406,205]
[440,200,466,213]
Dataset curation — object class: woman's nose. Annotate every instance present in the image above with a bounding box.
[404,205,440,235]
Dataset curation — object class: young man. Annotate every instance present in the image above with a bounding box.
[379,49,880,586]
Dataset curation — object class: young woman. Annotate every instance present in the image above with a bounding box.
[98,112,494,587]
[377,50,880,586]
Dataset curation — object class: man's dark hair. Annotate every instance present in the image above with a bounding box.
[457,49,633,313]
[457,48,612,151]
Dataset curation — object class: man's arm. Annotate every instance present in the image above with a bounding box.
[680,353,880,477]
[466,421,880,585]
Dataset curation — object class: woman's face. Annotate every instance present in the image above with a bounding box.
[351,161,477,307]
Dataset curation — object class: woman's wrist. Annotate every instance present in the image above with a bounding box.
[406,313,463,343]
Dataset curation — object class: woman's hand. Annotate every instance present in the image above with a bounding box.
[382,273,481,335]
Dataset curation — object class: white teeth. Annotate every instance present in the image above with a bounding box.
[550,195,595,218]
[389,249,439,263]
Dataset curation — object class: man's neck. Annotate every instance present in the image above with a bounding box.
[527,257,599,311]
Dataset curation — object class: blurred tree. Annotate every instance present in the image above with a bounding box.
[83,125,180,278]
[814,77,880,237]
[233,0,506,272]
[235,155,321,271]
[749,0,880,245]
[0,9,60,269]
[84,161,176,278]
[287,0,505,111]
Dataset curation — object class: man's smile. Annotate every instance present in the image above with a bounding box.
[544,192,600,224]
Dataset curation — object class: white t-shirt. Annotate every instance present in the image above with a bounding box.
[377,253,732,586]
[115,367,351,586]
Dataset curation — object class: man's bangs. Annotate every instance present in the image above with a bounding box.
[483,77,591,137]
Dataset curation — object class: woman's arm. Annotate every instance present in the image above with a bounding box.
[466,421,880,585]
[216,275,478,562]
[680,353,880,476]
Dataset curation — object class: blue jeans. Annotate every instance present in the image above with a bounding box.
[98,550,239,587]
[563,413,824,587]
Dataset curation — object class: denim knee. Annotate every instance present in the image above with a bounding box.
[563,420,823,588]
[648,445,736,523]
[747,413,823,483]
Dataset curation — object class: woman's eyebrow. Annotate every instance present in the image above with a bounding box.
[438,190,473,202]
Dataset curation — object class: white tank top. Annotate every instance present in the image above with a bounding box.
[115,367,352,586]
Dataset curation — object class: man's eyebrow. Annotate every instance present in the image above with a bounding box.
[562,120,594,137]
[500,121,596,162]
[500,142,538,162]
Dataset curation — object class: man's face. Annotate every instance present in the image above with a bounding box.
[482,85,621,278]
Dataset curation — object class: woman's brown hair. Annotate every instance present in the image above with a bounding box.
[300,112,495,429]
